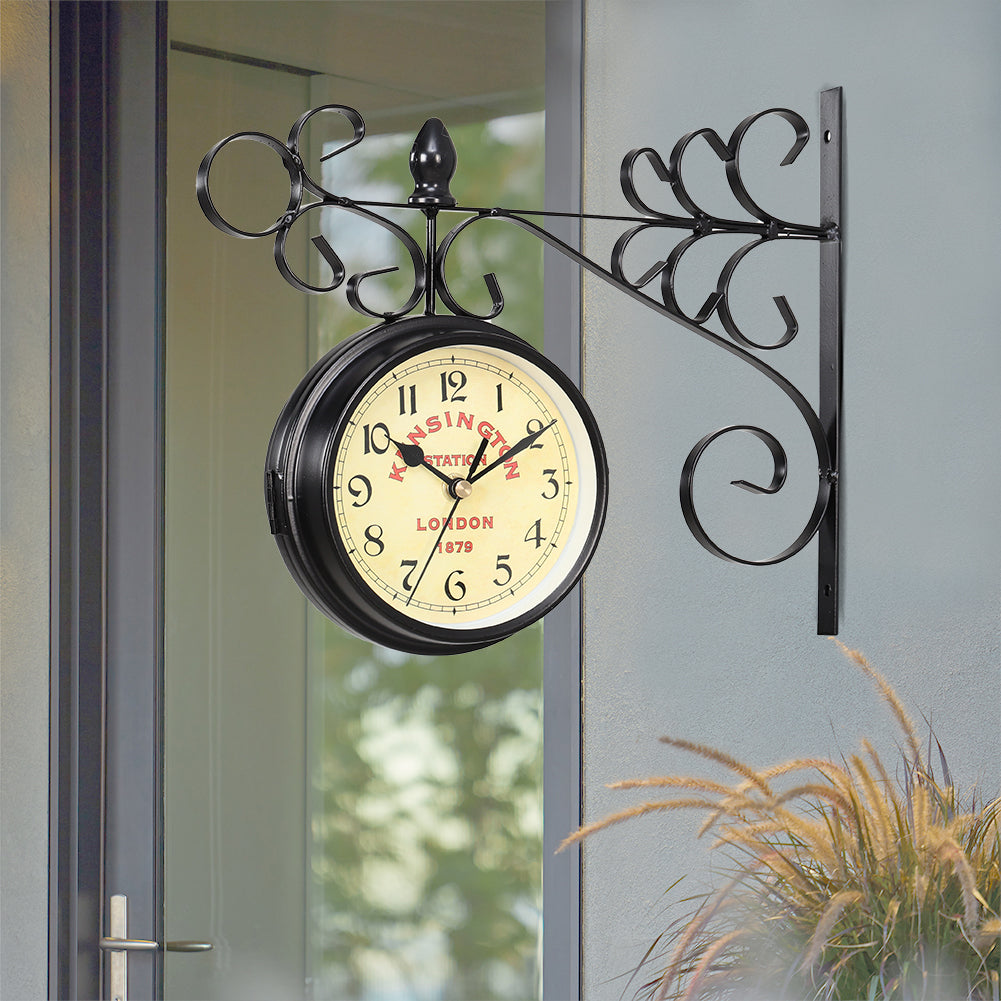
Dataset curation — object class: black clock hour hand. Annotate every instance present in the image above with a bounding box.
[469,419,557,483]
[391,438,453,487]
[406,435,490,606]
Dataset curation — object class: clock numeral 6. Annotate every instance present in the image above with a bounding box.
[347,474,372,507]
[493,554,513,587]
[444,569,466,601]
[363,524,385,557]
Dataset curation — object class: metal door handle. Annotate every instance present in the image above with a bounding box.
[99,937,213,952]
[164,940,214,952]
[99,937,159,952]
[102,895,212,1001]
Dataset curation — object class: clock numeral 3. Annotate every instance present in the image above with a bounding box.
[541,469,560,499]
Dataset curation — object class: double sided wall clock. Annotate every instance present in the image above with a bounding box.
[264,313,607,654]
[199,91,843,645]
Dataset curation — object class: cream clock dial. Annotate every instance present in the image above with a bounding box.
[266,315,607,655]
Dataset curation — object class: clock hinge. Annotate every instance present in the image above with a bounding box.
[265,469,289,535]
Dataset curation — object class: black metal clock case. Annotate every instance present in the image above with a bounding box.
[264,313,609,655]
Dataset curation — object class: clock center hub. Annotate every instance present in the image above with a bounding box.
[449,478,473,500]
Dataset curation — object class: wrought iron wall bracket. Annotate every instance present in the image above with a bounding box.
[197,87,843,635]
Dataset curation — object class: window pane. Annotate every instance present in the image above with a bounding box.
[164,6,546,999]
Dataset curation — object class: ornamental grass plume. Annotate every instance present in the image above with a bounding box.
[561,644,1000,1000]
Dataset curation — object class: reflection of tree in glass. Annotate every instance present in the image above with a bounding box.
[312,626,542,1001]
[308,114,545,1001]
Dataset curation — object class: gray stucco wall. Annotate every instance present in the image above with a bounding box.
[0,2,51,998]
[580,0,1001,994]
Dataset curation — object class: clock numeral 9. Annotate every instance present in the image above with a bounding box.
[363,422,390,454]
[363,524,385,557]
[440,370,467,402]
[541,469,560,499]
[347,474,372,507]
[444,569,466,601]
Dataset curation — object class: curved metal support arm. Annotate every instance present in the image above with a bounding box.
[440,209,832,473]
[195,89,843,633]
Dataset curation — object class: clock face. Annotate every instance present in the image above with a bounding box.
[266,315,607,654]
[330,342,594,629]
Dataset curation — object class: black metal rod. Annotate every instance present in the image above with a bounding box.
[424,210,437,315]
[328,197,832,238]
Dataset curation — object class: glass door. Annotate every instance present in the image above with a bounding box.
[164,5,548,998]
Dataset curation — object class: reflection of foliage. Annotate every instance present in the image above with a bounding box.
[311,624,542,1001]
[562,645,1000,1001]
[307,114,546,1001]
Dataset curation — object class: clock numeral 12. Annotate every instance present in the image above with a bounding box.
[441,370,467,402]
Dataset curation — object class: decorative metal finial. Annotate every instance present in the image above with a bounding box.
[408,118,457,207]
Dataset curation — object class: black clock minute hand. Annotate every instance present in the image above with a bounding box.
[469,419,557,483]
[391,438,453,487]
[406,434,491,606]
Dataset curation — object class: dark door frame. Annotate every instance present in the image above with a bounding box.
[49,3,582,998]
[50,3,166,998]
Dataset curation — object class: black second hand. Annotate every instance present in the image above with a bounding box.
[406,434,490,607]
